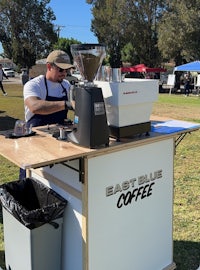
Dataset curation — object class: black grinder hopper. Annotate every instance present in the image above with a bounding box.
[68,44,109,148]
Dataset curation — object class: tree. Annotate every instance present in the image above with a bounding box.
[89,0,128,67]
[87,0,167,67]
[123,0,166,66]
[158,0,200,65]
[0,0,58,69]
[121,42,140,64]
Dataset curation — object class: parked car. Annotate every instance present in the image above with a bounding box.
[3,68,15,77]
[72,70,82,81]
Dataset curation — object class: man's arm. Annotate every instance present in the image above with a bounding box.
[25,96,65,115]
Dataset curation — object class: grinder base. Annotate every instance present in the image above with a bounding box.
[68,86,109,149]
[109,121,151,141]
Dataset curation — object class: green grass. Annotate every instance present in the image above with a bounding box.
[153,94,200,269]
[173,133,200,269]
[152,93,200,124]
[0,88,200,270]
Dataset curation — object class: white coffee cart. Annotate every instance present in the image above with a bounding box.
[0,119,199,270]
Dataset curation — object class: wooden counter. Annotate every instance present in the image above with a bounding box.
[0,125,174,170]
[0,119,199,170]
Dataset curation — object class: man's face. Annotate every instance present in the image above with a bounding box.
[48,63,68,83]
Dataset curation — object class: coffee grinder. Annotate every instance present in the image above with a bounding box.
[68,44,109,148]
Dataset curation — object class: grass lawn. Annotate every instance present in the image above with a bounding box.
[0,85,200,270]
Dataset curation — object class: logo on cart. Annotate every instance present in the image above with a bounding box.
[123,90,138,95]
[105,169,163,208]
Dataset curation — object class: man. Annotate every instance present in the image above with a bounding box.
[0,64,8,96]
[20,50,74,179]
[183,72,191,96]
[24,50,74,127]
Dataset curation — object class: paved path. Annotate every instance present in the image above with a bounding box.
[3,75,22,84]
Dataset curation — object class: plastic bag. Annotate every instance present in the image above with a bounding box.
[0,178,67,229]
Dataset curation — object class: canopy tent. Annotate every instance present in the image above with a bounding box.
[173,61,200,72]
[121,64,166,73]
[173,61,200,95]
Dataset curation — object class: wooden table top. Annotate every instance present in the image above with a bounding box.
[0,121,199,170]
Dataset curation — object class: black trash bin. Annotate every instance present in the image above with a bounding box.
[0,178,67,270]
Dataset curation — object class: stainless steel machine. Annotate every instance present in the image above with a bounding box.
[68,44,109,148]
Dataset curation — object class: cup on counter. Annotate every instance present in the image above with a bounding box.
[58,127,67,140]
[13,120,27,136]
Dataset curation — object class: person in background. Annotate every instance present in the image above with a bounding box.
[0,64,8,96]
[184,72,191,96]
[65,67,79,85]
[20,50,75,179]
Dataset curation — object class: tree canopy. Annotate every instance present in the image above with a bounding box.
[158,0,200,65]
[0,0,57,69]
[88,0,167,67]
[87,0,200,67]
[1,0,200,69]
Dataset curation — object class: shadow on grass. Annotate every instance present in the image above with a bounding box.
[0,250,5,270]
[0,239,198,270]
[0,116,19,131]
[174,240,200,270]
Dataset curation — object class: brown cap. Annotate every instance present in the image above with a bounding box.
[46,50,74,69]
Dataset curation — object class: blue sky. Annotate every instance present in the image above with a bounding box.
[0,0,98,53]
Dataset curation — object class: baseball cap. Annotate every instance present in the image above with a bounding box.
[46,50,74,69]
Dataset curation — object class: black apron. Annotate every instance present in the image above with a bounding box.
[20,77,69,180]
[27,77,69,127]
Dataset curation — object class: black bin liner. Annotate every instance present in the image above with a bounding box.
[0,178,67,229]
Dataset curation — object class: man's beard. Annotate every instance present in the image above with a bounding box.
[57,78,63,83]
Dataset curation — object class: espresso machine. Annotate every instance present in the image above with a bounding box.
[68,44,109,148]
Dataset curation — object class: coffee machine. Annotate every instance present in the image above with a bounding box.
[68,44,109,148]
